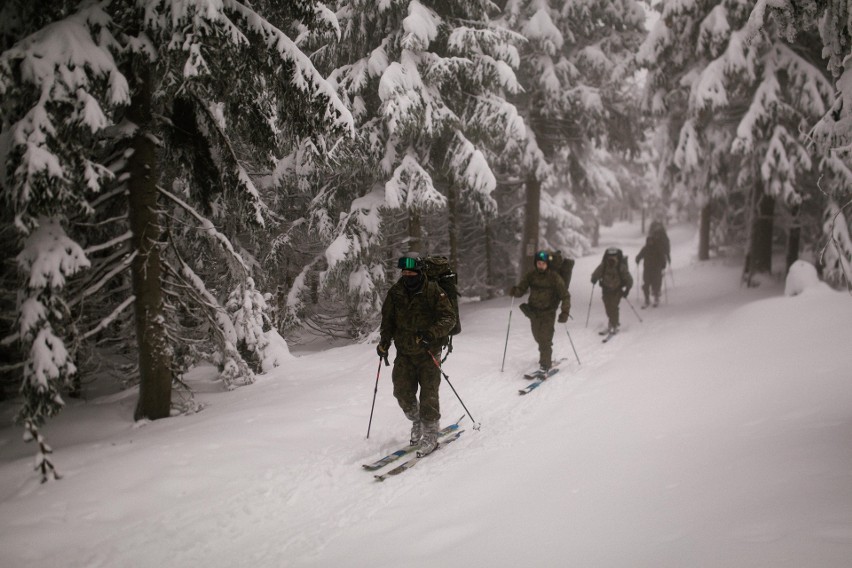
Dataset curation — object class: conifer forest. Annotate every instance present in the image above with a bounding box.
[0,1,850,479]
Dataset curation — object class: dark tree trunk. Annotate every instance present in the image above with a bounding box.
[786,205,801,274]
[447,182,459,273]
[128,65,173,421]
[409,210,422,253]
[698,202,711,261]
[520,173,541,274]
[484,219,495,299]
[746,181,775,280]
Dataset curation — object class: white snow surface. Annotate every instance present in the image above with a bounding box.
[2,222,852,568]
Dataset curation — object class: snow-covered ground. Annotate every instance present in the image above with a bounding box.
[2,221,852,568]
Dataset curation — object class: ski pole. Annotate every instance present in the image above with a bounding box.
[500,296,515,372]
[366,355,389,439]
[623,296,643,323]
[427,350,481,430]
[635,262,641,302]
[585,282,595,328]
[565,325,581,365]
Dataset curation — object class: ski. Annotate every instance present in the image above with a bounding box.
[362,423,461,471]
[602,330,618,343]
[374,431,464,481]
[518,367,560,395]
[522,358,566,380]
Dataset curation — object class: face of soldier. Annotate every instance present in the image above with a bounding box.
[401,269,424,290]
[535,260,548,272]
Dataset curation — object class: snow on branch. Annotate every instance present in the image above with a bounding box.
[158,185,250,274]
[169,255,254,387]
[17,217,91,291]
[401,0,440,52]
[222,0,354,135]
[384,152,446,210]
[82,295,135,340]
[448,131,497,197]
[193,97,267,226]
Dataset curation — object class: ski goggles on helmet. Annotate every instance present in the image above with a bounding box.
[397,256,421,270]
[535,250,550,262]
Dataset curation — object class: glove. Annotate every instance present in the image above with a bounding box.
[590,277,597,285]
[622,288,630,298]
[509,286,522,298]
[415,331,433,349]
[557,311,569,323]
[376,342,390,358]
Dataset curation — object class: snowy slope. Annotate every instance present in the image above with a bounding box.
[1,222,851,568]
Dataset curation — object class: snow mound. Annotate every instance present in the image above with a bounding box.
[785,260,826,296]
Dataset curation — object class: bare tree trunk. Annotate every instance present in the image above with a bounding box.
[698,202,711,261]
[748,180,775,276]
[128,65,173,421]
[447,182,459,272]
[590,218,600,248]
[786,205,801,274]
[409,210,422,253]
[484,219,495,299]
[520,173,541,275]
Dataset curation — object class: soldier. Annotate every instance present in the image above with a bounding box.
[591,248,633,334]
[376,255,456,455]
[636,222,671,308]
[509,250,571,371]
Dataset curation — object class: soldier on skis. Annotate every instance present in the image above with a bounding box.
[591,248,633,335]
[636,221,671,308]
[376,255,457,456]
[509,250,571,372]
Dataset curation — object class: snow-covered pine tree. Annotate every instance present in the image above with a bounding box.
[638,0,723,259]
[0,0,353,475]
[639,0,835,281]
[500,0,647,270]
[226,277,271,374]
[282,0,524,336]
[746,0,852,288]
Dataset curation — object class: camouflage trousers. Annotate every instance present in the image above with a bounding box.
[528,310,556,368]
[392,351,441,424]
[601,288,622,328]
[642,268,664,301]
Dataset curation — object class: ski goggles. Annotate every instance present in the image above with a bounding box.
[397,257,420,270]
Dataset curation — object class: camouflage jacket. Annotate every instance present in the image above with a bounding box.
[380,277,456,356]
[513,269,571,314]
[636,234,669,271]
[592,258,633,292]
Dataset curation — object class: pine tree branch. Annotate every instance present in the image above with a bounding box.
[81,295,135,340]
[158,185,250,274]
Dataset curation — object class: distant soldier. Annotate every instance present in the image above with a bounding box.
[377,255,456,455]
[509,250,571,371]
[591,248,633,334]
[636,222,671,308]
